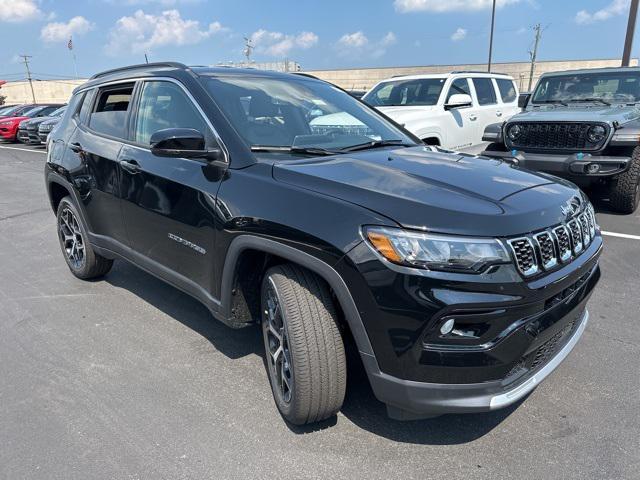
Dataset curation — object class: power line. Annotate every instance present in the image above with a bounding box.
[19,54,36,103]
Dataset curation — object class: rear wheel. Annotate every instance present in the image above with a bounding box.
[609,147,640,214]
[261,264,346,425]
[56,197,113,279]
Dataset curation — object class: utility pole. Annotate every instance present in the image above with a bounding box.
[622,0,639,66]
[487,0,497,72]
[144,53,149,64]
[19,54,36,103]
[527,24,542,92]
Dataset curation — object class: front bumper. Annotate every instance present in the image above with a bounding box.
[482,149,631,178]
[366,305,590,419]
[16,129,30,143]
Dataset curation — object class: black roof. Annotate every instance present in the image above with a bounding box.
[79,62,321,93]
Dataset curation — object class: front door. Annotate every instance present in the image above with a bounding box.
[119,80,224,293]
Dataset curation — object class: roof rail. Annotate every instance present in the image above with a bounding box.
[450,70,509,75]
[90,62,188,80]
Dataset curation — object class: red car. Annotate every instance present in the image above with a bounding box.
[0,104,63,142]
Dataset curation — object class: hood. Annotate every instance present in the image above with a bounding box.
[516,104,640,125]
[0,116,27,125]
[39,117,61,127]
[24,117,51,129]
[273,146,583,237]
[376,105,439,125]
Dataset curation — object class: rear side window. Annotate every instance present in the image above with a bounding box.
[496,78,517,103]
[89,85,133,138]
[472,78,497,105]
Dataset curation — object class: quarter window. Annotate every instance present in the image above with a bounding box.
[496,79,517,103]
[133,81,211,146]
[472,78,497,105]
[89,85,133,138]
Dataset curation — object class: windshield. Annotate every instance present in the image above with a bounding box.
[0,105,23,116]
[532,71,640,104]
[50,106,67,117]
[363,78,446,107]
[22,106,45,117]
[203,75,416,152]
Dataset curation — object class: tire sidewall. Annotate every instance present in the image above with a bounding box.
[261,272,296,419]
[56,197,93,277]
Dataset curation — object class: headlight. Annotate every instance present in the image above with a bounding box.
[587,125,606,143]
[507,124,523,141]
[364,226,510,273]
[0,121,13,126]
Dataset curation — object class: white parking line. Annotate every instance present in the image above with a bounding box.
[0,145,46,154]
[601,231,640,240]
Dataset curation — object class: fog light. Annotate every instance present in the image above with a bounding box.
[586,163,600,174]
[440,319,455,335]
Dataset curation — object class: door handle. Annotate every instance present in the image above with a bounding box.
[496,111,503,117]
[69,142,83,153]
[119,159,141,174]
[469,114,478,121]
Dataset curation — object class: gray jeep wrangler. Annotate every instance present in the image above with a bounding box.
[482,67,640,213]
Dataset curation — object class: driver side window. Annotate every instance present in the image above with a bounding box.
[134,81,211,146]
[446,78,471,103]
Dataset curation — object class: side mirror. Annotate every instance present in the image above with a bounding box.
[445,94,473,110]
[150,128,222,161]
[518,93,531,109]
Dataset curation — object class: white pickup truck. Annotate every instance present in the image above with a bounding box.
[362,71,520,151]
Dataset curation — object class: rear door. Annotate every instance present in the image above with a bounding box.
[65,83,134,245]
[494,77,520,119]
[470,77,502,146]
[119,79,223,292]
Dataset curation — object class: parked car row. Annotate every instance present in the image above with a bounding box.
[0,103,65,144]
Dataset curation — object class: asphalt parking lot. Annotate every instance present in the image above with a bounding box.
[1,143,639,480]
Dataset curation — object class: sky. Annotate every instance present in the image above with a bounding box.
[0,0,637,81]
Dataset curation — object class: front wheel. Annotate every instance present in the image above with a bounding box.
[261,264,346,425]
[609,147,640,214]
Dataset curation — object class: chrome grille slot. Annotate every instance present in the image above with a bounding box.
[586,206,596,237]
[579,213,591,246]
[508,238,539,277]
[553,226,572,263]
[534,232,557,270]
[567,220,583,254]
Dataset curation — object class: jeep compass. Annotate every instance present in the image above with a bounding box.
[45,63,602,425]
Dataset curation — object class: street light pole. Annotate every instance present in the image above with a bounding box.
[488,0,496,72]
[622,0,639,66]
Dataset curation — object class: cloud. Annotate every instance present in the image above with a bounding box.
[451,27,467,41]
[0,0,42,22]
[105,9,226,55]
[106,0,201,5]
[41,16,94,43]
[337,31,397,58]
[338,31,369,48]
[575,0,630,24]
[250,29,318,57]
[395,0,520,13]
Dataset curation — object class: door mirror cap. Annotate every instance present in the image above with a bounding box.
[445,94,473,110]
[518,93,531,109]
[150,128,221,161]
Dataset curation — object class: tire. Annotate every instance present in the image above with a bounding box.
[56,196,113,279]
[609,147,640,214]
[261,264,346,425]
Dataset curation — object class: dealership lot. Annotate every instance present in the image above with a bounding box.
[1,144,639,479]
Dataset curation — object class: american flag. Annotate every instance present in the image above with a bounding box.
[67,37,73,51]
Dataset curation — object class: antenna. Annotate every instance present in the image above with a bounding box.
[19,54,36,103]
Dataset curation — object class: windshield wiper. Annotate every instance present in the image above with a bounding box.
[567,98,611,106]
[338,139,414,152]
[250,145,339,156]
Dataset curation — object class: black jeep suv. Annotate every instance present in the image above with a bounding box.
[483,67,640,214]
[45,63,601,425]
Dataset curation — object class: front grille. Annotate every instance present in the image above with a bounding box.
[505,122,608,151]
[507,206,597,278]
[508,238,538,276]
